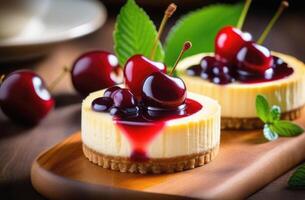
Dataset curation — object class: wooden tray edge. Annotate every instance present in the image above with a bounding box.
[30,133,189,200]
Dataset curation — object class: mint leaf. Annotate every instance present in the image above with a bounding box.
[269,105,281,122]
[164,3,243,67]
[289,164,305,189]
[256,95,270,123]
[263,124,278,141]
[114,0,164,66]
[270,121,304,137]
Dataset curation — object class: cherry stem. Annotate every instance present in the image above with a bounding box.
[257,1,289,45]
[0,74,5,85]
[170,41,192,76]
[150,3,177,60]
[48,66,70,92]
[236,0,252,29]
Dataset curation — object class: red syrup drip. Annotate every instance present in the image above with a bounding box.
[186,56,294,84]
[114,98,202,162]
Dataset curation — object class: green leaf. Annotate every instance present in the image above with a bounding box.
[256,95,270,123]
[289,164,305,189]
[269,105,281,122]
[270,121,304,137]
[263,124,278,141]
[114,0,164,66]
[164,3,243,67]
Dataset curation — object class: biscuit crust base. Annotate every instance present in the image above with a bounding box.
[221,107,302,130]
[83,144,219,174]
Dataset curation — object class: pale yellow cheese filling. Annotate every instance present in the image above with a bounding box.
[177,52,305,118]
[82,91,221,158]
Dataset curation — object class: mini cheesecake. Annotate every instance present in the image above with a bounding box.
[82,90,221,174]
[177,52,305,129]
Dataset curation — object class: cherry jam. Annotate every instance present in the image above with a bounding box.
[114,99,202,161]
[186,56,293,84]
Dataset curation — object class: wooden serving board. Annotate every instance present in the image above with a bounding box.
[31,111,305,200]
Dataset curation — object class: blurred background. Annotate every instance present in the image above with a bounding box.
[0,0,305,199]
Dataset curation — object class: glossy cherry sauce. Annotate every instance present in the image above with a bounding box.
[187,56,293,84]
[113,99,202,161]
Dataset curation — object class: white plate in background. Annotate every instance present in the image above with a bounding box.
[0,0,107,63]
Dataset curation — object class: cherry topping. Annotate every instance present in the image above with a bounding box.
[200,56,217,73]
[110,106,139,118]
[71,51,122,97]
[237,41,273,74]
[123,3,177,99]
[112,88,138,109]
[210,65,233,84]
[214,0,252,64]
[186,65,202,76]
[187,55,293,84]
[188,56,234,84]
[215,26,252,64]
[142,71,186,109]
[91,97,113,112]
[124,55,166,98]
[0,70,54,125]
[142,42,191,109]
[104,86,121,98]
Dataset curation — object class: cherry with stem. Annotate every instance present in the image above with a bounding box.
[142,41,192,109]
[150,3,177,60]
[124,4,175,98]
[214,0,253,64]
[236,1,289,74]
[257,1,289,45]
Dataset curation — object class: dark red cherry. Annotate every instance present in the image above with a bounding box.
[142,71,186,109]
[0,70,54,125]
[237,41,273,74]
[124,55,166,98]
[186,65,201,76]
[200,56,217,73]
[92,97,113,112]
[110,106,139,117]
[210,64,233,84]
[104,86,121,98]
[186,56,218,78]
[71,51,122,97]
[215,26,252,64]
[112,88,137,108]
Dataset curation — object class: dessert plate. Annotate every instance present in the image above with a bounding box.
[0,0,106,63]
[31,109,305,200]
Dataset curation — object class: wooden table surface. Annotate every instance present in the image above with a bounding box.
[0,11,305,199]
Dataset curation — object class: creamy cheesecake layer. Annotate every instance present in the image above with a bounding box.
[82,91,221,159]
[177,52,305,118]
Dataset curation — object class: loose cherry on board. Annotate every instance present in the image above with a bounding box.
[142,42,192,109]
[215,26,252,64]
[0,70,54,125]
[237,41,273,74]
[71,51,122,97]
[124,55,166,98]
